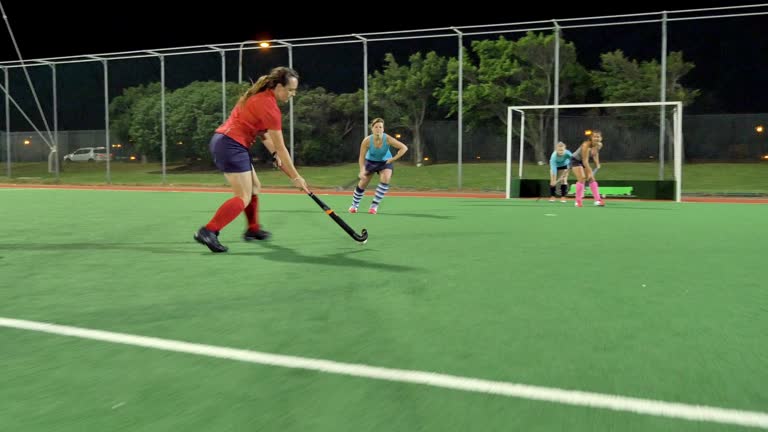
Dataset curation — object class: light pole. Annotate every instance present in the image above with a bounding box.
[237,40,256,84]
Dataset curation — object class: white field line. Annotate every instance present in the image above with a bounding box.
[1,317,767,429]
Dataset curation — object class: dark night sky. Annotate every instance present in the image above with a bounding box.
[0,0,765,119]
[0,1,754,58]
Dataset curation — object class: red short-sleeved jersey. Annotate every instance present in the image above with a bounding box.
[215,90,282,148]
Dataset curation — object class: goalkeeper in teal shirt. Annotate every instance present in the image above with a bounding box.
[549,142,572,202]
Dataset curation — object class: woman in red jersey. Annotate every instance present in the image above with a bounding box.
[195,66,308,253]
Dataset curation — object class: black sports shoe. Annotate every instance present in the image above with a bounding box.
[243,228,271,241]
[194,227,228,253]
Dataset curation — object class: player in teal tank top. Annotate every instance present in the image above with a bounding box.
[365,134,393,161]
[548,142,572,202]
[349,118,409,214]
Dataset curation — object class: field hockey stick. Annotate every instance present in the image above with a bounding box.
[308,192,369,243]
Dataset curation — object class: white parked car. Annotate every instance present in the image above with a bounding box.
[63,147,113,162]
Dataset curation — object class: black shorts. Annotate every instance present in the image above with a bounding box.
[556,165,568,172]
[209,133,252,173]
[570,158,584,168]
[364,159,394,174]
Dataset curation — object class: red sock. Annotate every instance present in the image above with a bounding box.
[244,194,259,231]
[205,197,246,232]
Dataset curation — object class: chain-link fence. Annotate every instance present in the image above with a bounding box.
[1,6,766,191]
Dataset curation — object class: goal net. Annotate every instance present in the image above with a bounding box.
[505,102,683,202]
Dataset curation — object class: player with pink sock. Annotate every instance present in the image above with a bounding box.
[588,133,604,206]
[570,130,605,207]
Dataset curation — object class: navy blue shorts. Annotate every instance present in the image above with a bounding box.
[210,133,252,173]
[570,158,584,168]
[364,159,394,174]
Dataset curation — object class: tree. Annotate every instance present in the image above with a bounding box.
[291,87,342,164]
[437,33,590,162]
[165,81,245,162]
[128,93,162,161]
[333,90,365,141]
[591,50,699,106]
[109,82,162,160]
[369,52,448,164]
[126,81,246,162]
[591,50,700,159]
[285,87,364,164]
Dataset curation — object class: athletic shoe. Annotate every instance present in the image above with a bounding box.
[575,202,583,208]
[595,201,605,207]
[194,227,228,253]
[243,228,271,241]
[368,207,378,214]
[560,198,567,203]
[348,206,358,214]
[548,198,556,202]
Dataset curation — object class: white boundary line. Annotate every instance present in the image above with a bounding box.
[2,317,767,429]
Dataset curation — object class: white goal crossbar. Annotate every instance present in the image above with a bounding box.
[506,101,683,202]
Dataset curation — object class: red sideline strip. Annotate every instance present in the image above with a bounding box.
[0,183,505,199]
[1,184,765,203]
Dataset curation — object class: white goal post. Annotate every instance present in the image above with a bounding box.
[506,101,683,202]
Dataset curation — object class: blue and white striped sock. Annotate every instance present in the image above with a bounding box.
[351,186,365,208]
[370,182,390,209]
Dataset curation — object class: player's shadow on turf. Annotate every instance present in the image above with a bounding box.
[0,242,197,255]
[586,205,674,211]
[460,201,547,207]
[228,242,418,272]
[261,209,454,219]
[373,212,453,220]
[261,209,330,215]
[192,210,321,215]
